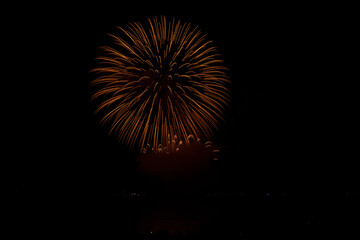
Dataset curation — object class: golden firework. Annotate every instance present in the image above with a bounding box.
[91,16,230,151]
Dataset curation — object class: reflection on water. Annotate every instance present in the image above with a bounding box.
[104,191,359,239]
[12,191,359,239]
[136,197,227,235]
[108,193,253,238]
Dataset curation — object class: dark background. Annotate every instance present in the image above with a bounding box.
[10,2,358,239]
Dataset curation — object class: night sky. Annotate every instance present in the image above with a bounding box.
[10,2,358,239]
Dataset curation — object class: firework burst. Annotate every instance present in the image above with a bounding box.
[91,16,230,151]
[137,135,221,182]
